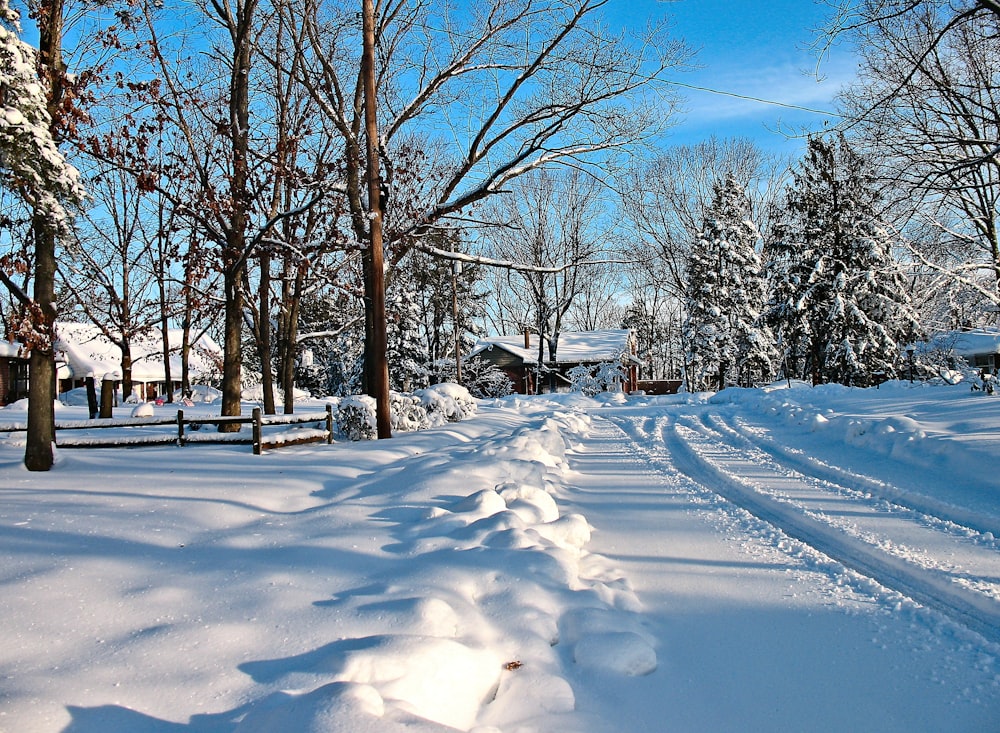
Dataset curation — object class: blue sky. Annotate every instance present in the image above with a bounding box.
[607,0,856,157]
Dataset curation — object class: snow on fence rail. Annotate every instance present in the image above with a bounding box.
[0,405,335,455]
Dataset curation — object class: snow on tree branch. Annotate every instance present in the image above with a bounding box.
[0,0,84,236]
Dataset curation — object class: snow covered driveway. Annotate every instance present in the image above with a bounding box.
[558,391,1000,731]
[606,408,1000,644]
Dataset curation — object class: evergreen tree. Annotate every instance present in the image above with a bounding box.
[683,174,773,391]
[386,282,427,392]
[766,135,917,387]
[294,287,364,398]
[0,1,83,236]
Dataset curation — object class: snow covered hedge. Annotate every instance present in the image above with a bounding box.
[335,384,477,440]
[390,391,428,433]
[415,383,478,426]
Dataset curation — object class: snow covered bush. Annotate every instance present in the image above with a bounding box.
[336,387,475,440]
[390,391,428,433]
[336,395,377,441]
[415,383,477,425]
[568,362,626,396]
[461,356,515,398]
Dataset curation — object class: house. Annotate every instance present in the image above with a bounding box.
[54,322,223,401]
[0,341,29,406]
[948,328,1000,373]
[468,329,640,394]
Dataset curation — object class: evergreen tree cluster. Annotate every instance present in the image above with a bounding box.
[683,134,918,391]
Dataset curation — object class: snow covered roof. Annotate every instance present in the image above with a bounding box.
[945,328,1000,357]
[0,341,26,359]
[469,329,636,365]
[54,322,223,382]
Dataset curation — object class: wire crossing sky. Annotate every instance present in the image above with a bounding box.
[606,0,854,155]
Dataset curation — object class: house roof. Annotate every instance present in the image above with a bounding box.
[946,328,1000,357]
[0,341,26,359]
[469,329,636,365]
[54,322,223,383]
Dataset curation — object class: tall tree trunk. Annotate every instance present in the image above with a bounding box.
[362,0,391,438]
[220,260,245,428]
[181,315,192,398]
[258,251,275,414]
[280,266,303,415]
[218,0,256,430]
[157,199,173,403]
[25,223,57,471]
[120,343,133,400]
[25,0,66,471]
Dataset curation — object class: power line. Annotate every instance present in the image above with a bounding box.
[663,79,840,117]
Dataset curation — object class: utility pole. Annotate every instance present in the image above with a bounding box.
[451,239,462,385]
[362,0,391,438]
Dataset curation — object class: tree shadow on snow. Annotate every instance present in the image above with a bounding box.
[62,703,243,733]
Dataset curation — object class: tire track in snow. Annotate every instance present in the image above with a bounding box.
[707,410,1000,538]
[690,412,1000,603]
[608,411,1000,646]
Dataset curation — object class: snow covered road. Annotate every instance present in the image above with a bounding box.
[606,408,1000,644]
[560,395,1000,731]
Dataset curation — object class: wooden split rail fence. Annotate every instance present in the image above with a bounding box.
[0,405,335,454]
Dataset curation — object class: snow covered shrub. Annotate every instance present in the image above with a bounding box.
[916,335,971,385]
[390,391,428,432]
[461,356,515,398]
[415,383,477,425]
[337,394,377,441]
[568,362,626,396]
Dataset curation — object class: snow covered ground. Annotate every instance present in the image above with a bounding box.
[1,381,998,732]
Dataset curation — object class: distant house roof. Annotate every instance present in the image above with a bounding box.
[0,341,26,359]
[947,328,1000,357]
[54,322,223,382]
[469,329,637,365]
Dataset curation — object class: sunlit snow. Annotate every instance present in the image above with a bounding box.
[0,381,998,732]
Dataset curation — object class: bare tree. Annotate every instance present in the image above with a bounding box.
[58,162,164,401]
[621,137,787,300]
[835,5,1000,311]
[482,168,612,391]
[292,0,688,425]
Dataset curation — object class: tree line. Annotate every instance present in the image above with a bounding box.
[0,0,997,470]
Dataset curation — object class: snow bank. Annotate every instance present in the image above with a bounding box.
[181,406,651,731]
[334,385,477,440]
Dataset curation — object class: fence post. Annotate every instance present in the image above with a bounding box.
[252,407,262,455]
[177,410,185,447]
[326,403,334,444]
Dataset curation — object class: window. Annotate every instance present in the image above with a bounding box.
[9,359,28,402]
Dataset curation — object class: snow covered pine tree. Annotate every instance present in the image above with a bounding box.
[683,173,774,391]
[766,134,917,387]
[0,0,85,471]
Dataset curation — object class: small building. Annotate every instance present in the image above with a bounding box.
[54,322,223,400]
[0,341,29,406]
[949,328,1000,373]
[468,329,640,395]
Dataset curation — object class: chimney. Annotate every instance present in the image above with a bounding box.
[524,329,530,349]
